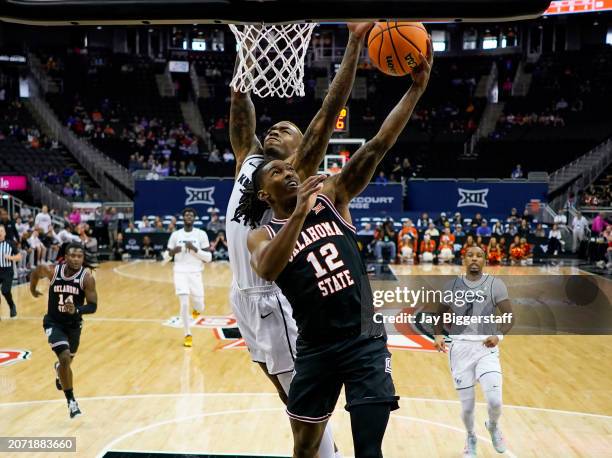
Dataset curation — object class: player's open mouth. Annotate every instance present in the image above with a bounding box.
[286,179,298,188]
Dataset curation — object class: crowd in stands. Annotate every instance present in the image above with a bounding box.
[0,205,99,276]
[0,100,95,201]
[357,208,571,265]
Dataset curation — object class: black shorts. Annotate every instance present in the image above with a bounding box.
[286,334,399,423]
[43,315,82,356]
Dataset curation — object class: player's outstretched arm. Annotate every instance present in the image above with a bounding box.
[230,56,263,175]
[325,37,433,207]
[29,264,53,297]
[291,23,373,180]
[77,272,98,315]
[248,175,326,281]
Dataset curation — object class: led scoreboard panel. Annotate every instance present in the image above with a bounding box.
[334,107,349,133]
[545,0,612,14]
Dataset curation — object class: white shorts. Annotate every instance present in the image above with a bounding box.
[174,271,204,297]
[448,340,501,390]
[230,283,297,375]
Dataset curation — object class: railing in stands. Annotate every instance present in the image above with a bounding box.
[25,79,133,201]
[29,179,72,214]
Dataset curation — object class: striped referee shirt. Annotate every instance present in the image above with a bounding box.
[0,239,18,269]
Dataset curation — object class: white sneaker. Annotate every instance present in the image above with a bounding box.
[463,432,477,457]
[68,400,82,419]
[486,420,506,453]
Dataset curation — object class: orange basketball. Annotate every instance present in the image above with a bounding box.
[368,21,428,77]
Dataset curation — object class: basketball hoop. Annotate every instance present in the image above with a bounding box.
[229,23,317,98]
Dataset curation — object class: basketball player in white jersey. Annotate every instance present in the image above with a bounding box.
[434,246,514,457]
[226,23,373,458]
[167,207,212,347]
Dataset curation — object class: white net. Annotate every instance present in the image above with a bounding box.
[229,23,317,98]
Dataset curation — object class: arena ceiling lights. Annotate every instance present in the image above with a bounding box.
[0,0,552,26]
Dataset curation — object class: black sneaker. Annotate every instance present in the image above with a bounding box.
[9,305,16,318]
[54,362,62,390]
[68,400,82,418]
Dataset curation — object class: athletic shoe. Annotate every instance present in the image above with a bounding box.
[485,421,506,453]
[9,305,16,318]
[183,335,193,347]
[192,309,200,320]
[68,400,82,419]
[463,432,477,458]
[54,362,62,390]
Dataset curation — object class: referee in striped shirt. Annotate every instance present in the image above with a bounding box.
[0,225,21,318]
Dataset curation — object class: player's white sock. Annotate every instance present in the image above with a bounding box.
[480,372,503,427]
[318,422,336,458]
[458,386,476,434]
[192,295,205,314]
[277,371,292,395]
[179,295,191,336]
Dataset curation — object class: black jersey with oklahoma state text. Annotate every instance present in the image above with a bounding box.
[47,263,87,325]
[265,194,379,342]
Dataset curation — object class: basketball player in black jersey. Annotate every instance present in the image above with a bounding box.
[240,40,433,458]
[30,242,98,418]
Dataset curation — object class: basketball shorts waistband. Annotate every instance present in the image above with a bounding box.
[232,282,282,297]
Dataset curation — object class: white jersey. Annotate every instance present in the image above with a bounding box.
[226,154,276,291]
[167,228,210,273]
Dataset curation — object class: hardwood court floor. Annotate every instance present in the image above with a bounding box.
[0,261,610,458]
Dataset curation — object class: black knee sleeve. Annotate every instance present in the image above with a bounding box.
[350,403,392,458]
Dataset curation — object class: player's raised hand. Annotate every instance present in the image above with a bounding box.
[412,35,434,92]
[483,335,500,348]
[295,175,326,217]
[347,22,375,41]
[434,335,447,353]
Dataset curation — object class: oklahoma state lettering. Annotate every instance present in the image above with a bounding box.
[53,284,81,295]
[288,221,344,262]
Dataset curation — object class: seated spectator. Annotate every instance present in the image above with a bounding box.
[511,164,523,179]
[453,224,466,237]
[15,216,30,237]
[357,222,374,236]
[487,237,503,265]
[506,222,518,237]
[435,212,449,227]
[397,220,418,263]
[506,208,519,224]
[522,209,534,223]
[124,221,139,233]
[186,160,197,176]
[374,171,388,185]
[223,148,235,162]
[207,211,226,235]
[141,235,156,259]
[517,219,531,238]
[475,236,487,251]
[113,233,126,260]
[491,221,504,237]
[28,228,46,265]
[419,234,436,263]
[471,213,483,232]
[209,148,222,163]
[534,223,546,238]
[548,223,563,256]
[476,220,491,237]
[452,212,463,226]
[374,221,396,263]
[211,231,229,260]
[416,212,432,229]
[69,209,82,226]
[424,222,439,238]
[554,209,568,226]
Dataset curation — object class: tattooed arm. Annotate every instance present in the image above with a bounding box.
[291,23,372,180]
[322,37,433,222]
[230,57,263,177]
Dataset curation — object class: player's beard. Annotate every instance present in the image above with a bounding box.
[264,144,291,160]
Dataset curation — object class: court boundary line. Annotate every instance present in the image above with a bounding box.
[1,392,610,419]
[112,261,228,288]
[94,406,518,458]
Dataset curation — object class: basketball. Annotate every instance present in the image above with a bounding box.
[368,21,428,76]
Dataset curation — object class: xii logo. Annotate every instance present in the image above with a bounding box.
[184,186,215,206]
[457,188,489,208]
